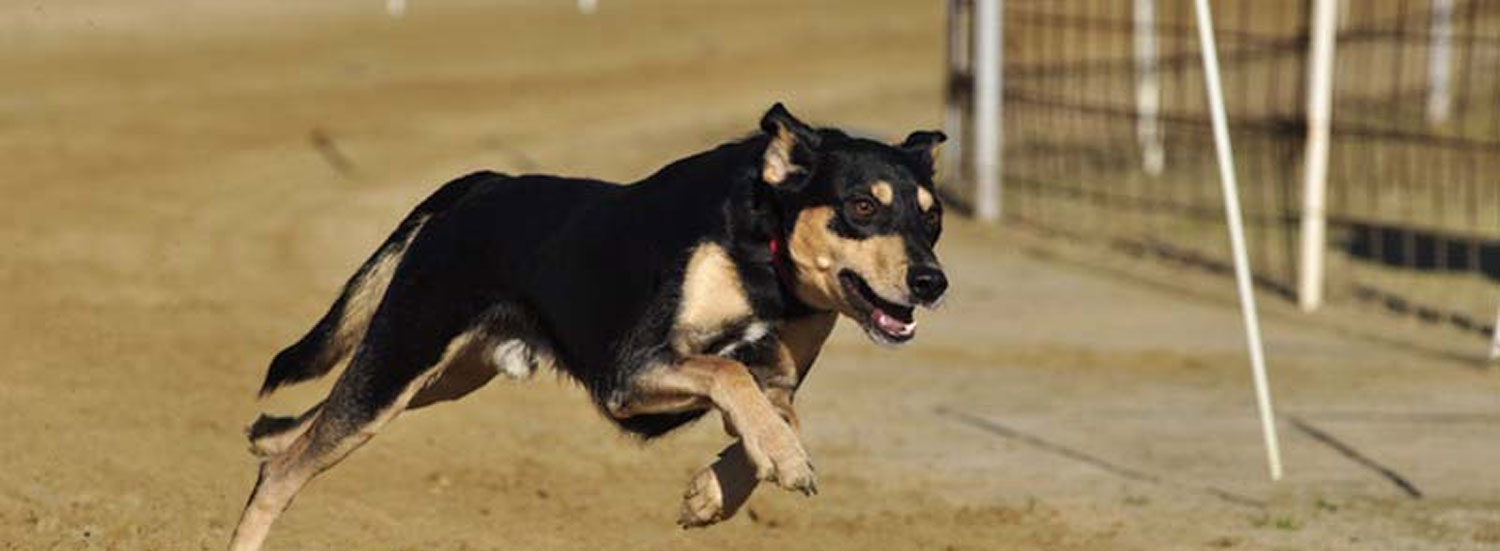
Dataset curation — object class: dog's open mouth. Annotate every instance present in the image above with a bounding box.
[838,270,916,344]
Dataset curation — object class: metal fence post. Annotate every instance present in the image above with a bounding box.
[1427,0,1454,124]
[1134,0,1165,176]
[973,0,1003,222]
[1298,0,1340,312]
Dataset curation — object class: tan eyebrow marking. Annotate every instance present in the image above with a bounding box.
[871,181,894,205]
[917,187,935,211]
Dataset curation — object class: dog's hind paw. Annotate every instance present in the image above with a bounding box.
[678,468,728,528]
[678,441,763,528]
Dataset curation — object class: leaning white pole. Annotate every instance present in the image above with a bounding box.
[1490,301,1500,360]
[1427,0,1454,124]
[1192,0,1284,480]
[973,0,1003,222]
[1299,0,1340,312]
[1134,0,1165,175]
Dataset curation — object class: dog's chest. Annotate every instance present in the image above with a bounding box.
[669,242,768,357]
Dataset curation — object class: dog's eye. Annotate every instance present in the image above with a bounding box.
[848,198,878,220]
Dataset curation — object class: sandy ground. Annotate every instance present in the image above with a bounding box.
[3,1,1499,550]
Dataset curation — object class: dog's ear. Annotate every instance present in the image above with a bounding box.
[899,130,947,170]
[759,103,821,190]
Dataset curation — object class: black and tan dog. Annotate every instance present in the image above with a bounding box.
[228,104,948,551]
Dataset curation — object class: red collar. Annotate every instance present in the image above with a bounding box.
[768,236,796,291]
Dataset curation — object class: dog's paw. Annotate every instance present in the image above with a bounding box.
[744,430,817,496]
[678,467,727,528]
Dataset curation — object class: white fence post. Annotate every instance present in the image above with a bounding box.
[1134,0,1165,175]
[973,0,1003,222]
[1427,0,1454,124]
[1192,0,1285,481]
[1299,0,1340,312]
[1490,301,1500,360]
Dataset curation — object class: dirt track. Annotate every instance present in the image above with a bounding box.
[3,1,1499,550]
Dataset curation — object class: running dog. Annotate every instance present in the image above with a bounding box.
[229,104,949,551]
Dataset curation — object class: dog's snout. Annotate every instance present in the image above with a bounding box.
[907,265,948,304]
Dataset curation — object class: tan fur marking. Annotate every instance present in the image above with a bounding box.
[787,207,911,313]
[760,312,836,429]
[327,215,430,367]
[671,243,754,355]
[609,355,814,493]
[248,404,323,458]
[917,187,935,211]
[762,127,797,185]
[871,181,894,205]
[682,313,835,527]
[777,313,837,385]
[680,441,760,527]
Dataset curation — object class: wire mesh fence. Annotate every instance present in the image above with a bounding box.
[971,0,1500,351]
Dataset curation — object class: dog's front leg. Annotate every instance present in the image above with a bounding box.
[679,314,834,527]
[609,355,815,495]
[680,382,803,528]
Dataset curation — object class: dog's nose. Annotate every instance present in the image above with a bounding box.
[907,265,948,304]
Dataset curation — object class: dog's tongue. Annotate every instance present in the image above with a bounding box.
[872,309,916,338]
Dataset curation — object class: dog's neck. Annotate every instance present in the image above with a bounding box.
[764,225,821,318]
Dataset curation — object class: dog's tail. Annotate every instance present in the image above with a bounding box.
[257,172,494,397]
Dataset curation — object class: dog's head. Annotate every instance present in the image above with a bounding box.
[758,103,948,346]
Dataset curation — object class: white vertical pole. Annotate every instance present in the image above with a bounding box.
[1299,0,1340,312]
[1192,0,1284,481]
[1427,0,1455,124]
[974,0,1003,222]
[1135,0,1165,175]
[1489,301,1500,360]
[386,0,406,18]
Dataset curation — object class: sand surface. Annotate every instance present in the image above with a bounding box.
[3,1,1498,549]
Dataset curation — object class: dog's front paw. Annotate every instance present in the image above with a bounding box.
[744,429,817,496]
[679,466,728,528]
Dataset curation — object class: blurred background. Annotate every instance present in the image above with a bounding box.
[1,1,1497,550]
[954,0,1500,361]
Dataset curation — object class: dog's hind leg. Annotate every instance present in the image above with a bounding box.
[229,326,485,551]
[679,441,760,527]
